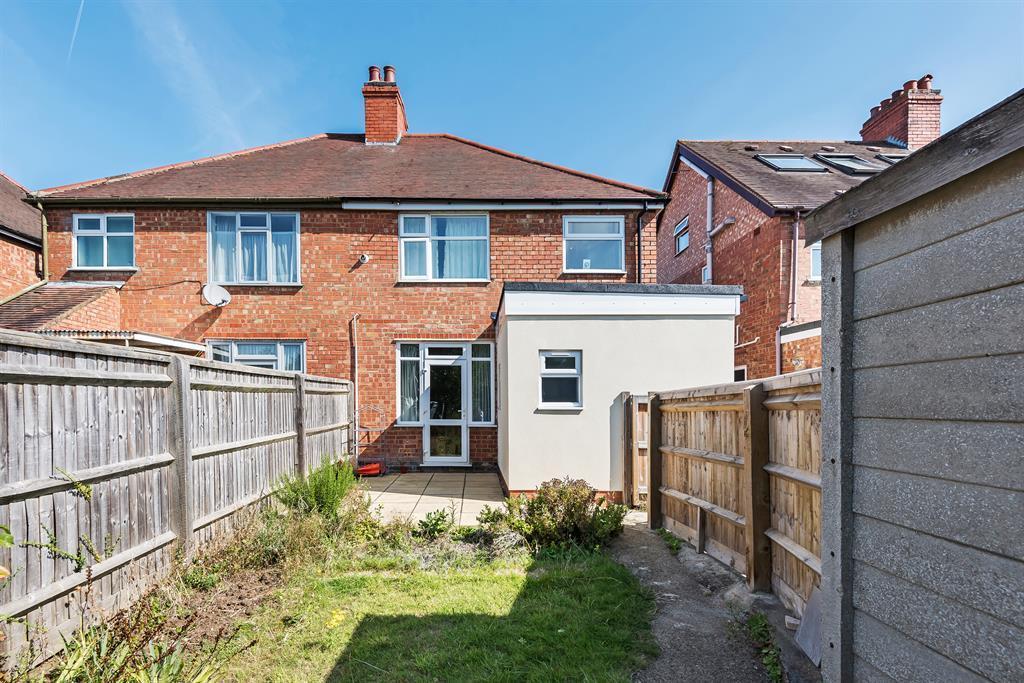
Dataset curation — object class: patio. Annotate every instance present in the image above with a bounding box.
[362,472,505,525]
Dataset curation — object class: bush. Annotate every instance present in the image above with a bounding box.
[275,461,356,521]
[416,506,455,540]
[477,478,627,550]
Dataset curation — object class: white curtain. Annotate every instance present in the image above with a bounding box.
[212,214,237,282]
[400,359,420,422]
[432,216,487,279]
[241,232,267,281]
[472,360,491,422]
[273,231,297,282]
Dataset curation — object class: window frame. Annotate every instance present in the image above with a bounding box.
[205,339,306,372]
[754,154,828,173]
[562,215,626,274]
[813,153,884,175]
[808,241,822,281]
[701,264,711,283]
[674,216,690,255]
[394,341,495,426]
[206,211,302,286]
[71,213,137,270]
[876,153,908,165]
[538,350,583,410]
[734,366,748,382]
[398,213,491,283]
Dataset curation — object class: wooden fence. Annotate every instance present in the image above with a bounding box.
[619,394,649,508]
[641,369,821,616]
[0,328,351,664]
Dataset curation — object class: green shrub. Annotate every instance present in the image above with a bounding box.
[181,565,220,592]
[477,478,627,550]
[416,506,455,540]
[275,461,356,521]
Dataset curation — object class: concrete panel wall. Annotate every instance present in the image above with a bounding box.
[823,150,1024,679]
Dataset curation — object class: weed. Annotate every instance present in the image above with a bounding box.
[20,526,86,573]
[416,505,456,540]
[745,611,784,683]
[657,528,683,556]
[275,461,357,521]
[55,467,93,502]
[181,565,220,592]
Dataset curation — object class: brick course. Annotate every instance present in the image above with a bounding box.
[47,206,658,466]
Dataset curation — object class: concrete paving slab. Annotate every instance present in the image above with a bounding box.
[370,472,500,526]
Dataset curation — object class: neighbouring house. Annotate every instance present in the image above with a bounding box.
[657,75,943,379]
[0,171,43,300]
[808,90,1023,681]
[2,65,742,498]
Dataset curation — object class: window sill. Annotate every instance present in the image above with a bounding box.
[68,266,139,272]
[561,270,626,275]
[803,279,822,287]
[220,282,304,288]
[536,405,583,413]
[396,279,491,285]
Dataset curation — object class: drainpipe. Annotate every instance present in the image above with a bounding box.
[35,200,49,281]
[704,177,714,282]
[350,313,360,462]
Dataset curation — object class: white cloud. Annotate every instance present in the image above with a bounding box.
[123,0,246,149]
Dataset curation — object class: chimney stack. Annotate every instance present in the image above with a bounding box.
[362,64,407,145]
[860,74,943,149]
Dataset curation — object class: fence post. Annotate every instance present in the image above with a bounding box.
[620,392,634,509]
[742,383,771,591]
[647,393,662,529]
[166,355,194,559]
[294,374,307,478]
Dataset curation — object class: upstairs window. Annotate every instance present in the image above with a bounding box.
[73,214,135,269]
[701,264,711,283]
[399,214,489,281]
[209,212,300,285]
[208,339,305,372]
[674,216,690,254]
[809,242,821,280]
[539,350,582,409]
[755,154,827,172]
[563,216,625,273]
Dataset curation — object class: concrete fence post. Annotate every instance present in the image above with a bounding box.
[294,374,307,477]
[647,393,663,529]
[166,355,195,559]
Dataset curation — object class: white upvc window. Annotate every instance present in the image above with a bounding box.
[398,214,490,281]
[809,242,822,281]
[395,341,495,425]
[538,350,582,409]
[701,264,711,283]
[72,214,135,269]
[207,340,305,372]
[562,216,625,273]
[208,212,300,285]
[674,216,690,254]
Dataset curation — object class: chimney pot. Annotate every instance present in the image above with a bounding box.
[368,65,381,82]
[383,65,396,83]
[861,74,942,149]
[362,65,407,144]
[919,74,933,90]
[903,79,917,92]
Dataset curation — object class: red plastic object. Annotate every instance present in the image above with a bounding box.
[356,462,384,477]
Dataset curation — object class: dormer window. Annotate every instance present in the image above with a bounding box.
[815,154,886,175]
[755,154,827,172]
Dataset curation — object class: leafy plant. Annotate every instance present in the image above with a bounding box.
[275,461,356,521]
[181,565,220,592]
[657,528,683,556]
[745,611,783,683]
[477,478,627,550]
[416,506,455,540]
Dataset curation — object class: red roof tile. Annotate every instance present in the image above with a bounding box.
[38,134,663,202]
[0,170,41,242]
[0,284,114,331]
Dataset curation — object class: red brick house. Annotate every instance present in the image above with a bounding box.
[0,171,43,300]
[657,76,943,378]
[4,66,694,481]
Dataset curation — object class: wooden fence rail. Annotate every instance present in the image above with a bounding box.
[0,328,352,665]
[639,369,821,615]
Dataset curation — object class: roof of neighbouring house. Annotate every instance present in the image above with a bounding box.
[0,284,115,331]
[34,133,665,203]
[667,139,910,215]
[0,170,42,243]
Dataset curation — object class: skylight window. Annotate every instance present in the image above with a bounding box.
[755,154,827,172]
[876,154,908,165]
[815,154,886,175]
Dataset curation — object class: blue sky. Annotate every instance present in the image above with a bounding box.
[1,0,1022,192]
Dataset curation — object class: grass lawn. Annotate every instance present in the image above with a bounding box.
[224,550,657,682]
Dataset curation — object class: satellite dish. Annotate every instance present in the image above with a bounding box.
[201,283,231,307]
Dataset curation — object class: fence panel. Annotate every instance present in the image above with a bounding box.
[0,329,350,666]
[644,370,821,612]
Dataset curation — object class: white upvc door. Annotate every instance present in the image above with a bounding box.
[422,356,470,465]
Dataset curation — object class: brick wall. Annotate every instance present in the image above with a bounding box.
[781,334,822,374]
[46,206,657,467]
[0,237,40,299]
[43,287,121,331]
[658,164,823,378]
